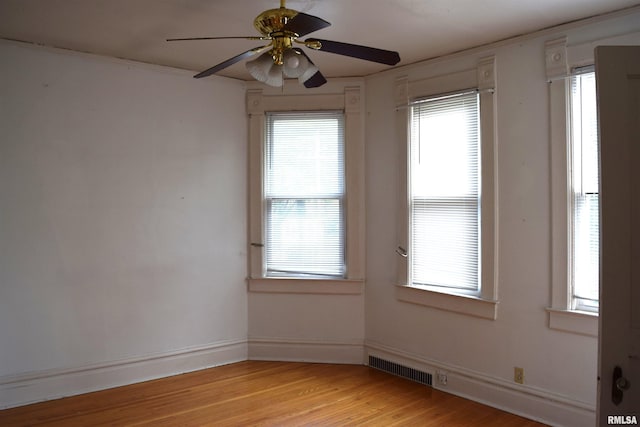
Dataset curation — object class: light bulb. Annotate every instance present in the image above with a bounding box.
[286,55,299,69]
[283,50,309,78]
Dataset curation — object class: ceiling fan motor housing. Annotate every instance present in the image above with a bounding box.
[254,7,300,65]
[254,7,298,37]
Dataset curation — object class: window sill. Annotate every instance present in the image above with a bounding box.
[546,308,598,337]
[395,284,498,320]
[248,278,364,295]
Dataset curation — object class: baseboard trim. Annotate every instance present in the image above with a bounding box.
[0,339,248,409]
[248,337,364,364]
[365,340,595,427]
[1,337,595,425]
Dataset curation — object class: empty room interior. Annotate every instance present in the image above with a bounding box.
[1,1,640,425]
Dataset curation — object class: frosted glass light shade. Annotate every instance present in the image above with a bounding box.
[264,64,284,87]
[246,51,284,87]
[246,52,275,83]
[246,50,318,87]
[283,50,309,78]
[298,63,319,84]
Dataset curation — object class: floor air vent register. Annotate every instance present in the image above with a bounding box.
[368,355,433,386]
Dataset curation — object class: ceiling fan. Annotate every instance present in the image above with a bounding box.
[167,0,400,88]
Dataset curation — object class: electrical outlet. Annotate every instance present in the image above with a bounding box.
[514,367,524,384]
[437,370,448,385]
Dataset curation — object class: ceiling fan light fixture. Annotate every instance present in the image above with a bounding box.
[246,52,275,83]
[175,0,400,89]
[264,64,284,87]
[298,62,319,84]
[282,49,309,78]
[246,51,286,86]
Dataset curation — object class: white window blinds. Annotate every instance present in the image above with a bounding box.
[570,70,599,311]
[409,90,480,292]
[265,111,345,278]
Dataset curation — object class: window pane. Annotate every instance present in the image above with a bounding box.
[410,91,480,292]
[265,112,345,278]
[573,193,599,302]
[266,112,344,198]
[570,71,599,310]
[266,199,344,277]
[412,198,479,290]
[411,93,479,197]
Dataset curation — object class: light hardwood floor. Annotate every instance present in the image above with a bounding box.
[0,361,547,426]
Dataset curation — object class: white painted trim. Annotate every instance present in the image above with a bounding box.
[545,37,569,81]
[567,30,640,68]
[547,308,598,337]
[248,278,364,294]
[248,337,364,364]
[395,56,499,316]
[396,285,498,320]
[246,85,366,283]
[408,69,477,100]
[0,339,248,409]
[549,76,572,314]
[395,76,410,288]
[365,341,595,427]
[546,38,602,336]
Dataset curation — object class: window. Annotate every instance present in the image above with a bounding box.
[246,86,364,294]
[264,111,345,278]
[546,37,598,336]
[569,70,599,312]
[394,57,498,320]
[409,90,480,294]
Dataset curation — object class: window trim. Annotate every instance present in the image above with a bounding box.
[264,110,347,279]
[409,89,481,294]
[247,87,365,294]
[395,56,498,320]
[546,37,598,336]
[568,67,599,313]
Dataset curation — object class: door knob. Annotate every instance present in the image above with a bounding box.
[612,366,631,405]
[616,376,631,392]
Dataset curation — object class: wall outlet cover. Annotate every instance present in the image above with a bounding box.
[514,367,524,384]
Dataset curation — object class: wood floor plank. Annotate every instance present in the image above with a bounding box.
[0,361,548,426]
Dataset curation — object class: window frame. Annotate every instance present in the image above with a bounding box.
[546,37,598,336]
[264,110,347,279]
[409,89,481,295]
[247,87,364,295]
[395,56,498,320]
[568,67,599,313]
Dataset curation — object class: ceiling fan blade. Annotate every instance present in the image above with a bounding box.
[306,38,400,65]
[167,36,268,42]
[194,45,271,79]
[283,12,330,37]
[294,48,327,88]
[303,70,327,88]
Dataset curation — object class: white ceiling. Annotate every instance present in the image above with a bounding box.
[1,0,639,82]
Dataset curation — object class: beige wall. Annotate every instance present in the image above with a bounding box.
[363,8,640,427]
[0,41,248,407]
